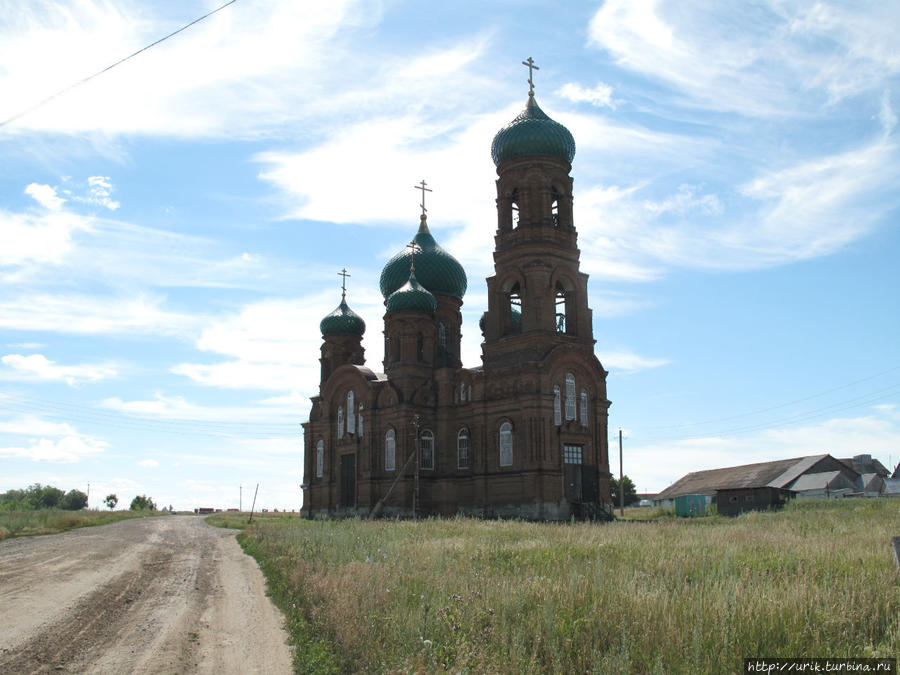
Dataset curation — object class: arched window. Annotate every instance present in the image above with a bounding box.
[551,187,562,227]
[385,429,396,471]
[315,440,324,478]
[510,189,520,229]
[337,406,344,437]
[347,391,355,434]
[420,430,435,470]
[553,385,561,426]
[358,403,364,437]
[417,332,424,361]
[565,373,576,421]
[555,285,566,333]
[580,389,588,426]
[499,422,513,466]
[508,282,522,333]
[439,322,446,348]
[457,428,469,469]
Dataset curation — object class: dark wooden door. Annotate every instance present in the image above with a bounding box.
[340,454,356,507]
[564,464,583,503]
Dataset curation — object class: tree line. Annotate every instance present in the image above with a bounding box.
[0,484,157,512]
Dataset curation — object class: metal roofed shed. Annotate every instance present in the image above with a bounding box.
[674,494,707,517]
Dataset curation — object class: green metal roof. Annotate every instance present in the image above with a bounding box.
[386,270,437,314]
[379,215,467,300]
[490,95,576,167]
[320,298,366,336]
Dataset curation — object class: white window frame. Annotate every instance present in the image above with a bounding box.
[565,373,576,421]
[499,422,513,467]
[385,428,396,471]
[315,440,324,478]
[347,391,355,434]
[420,430,435,470]
[457,428,469,469]
[553,385,561,426]
[580,388,588,426]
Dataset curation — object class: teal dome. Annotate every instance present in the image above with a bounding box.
[491,95,575,167]
[320,298,366,336]
[380,215,467,300]
[386,270,437,314]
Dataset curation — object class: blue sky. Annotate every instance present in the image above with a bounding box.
[1,0,898,511]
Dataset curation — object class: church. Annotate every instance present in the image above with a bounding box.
[301,63,612,520]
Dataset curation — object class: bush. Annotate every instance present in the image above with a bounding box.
[61,489,88,511]
[130,495,157,511]
[104,494,118,510]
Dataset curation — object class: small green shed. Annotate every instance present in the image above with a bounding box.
[674,494,706,517]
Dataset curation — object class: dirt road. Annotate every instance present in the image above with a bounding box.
[0,515,292,674]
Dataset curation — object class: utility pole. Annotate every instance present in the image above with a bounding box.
[412,415,420,520]
[240,484,242,512]
[619,429,624,517]
[87,481,90,508]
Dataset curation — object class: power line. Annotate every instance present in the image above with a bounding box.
[639,364,900,431]
[0,0,240,129]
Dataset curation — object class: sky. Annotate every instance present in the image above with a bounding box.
[1,0,898,511]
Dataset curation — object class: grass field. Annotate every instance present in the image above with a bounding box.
[211,499,900,674]
[0,509,168,540]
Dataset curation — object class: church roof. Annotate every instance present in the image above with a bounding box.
[386,269,437,314]
[379,214,467,300]
[319,298,366,336]
[491,94,576,167]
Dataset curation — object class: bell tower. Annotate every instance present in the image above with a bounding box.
[481,60,594,365]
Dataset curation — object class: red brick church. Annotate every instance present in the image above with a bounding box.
[302,65,612,519]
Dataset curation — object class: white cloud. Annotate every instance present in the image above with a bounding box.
[0,209,90,267]
[0,414,108,463]
[596,350,670,373]
[25,183,66,210]
[1,353,117,385]
[99,392,299,424]
[587,1,900,115]
[78,176,119,210]
[628,407,900,492]
[0,292,203,338]
[138,459,159,467]
[556,82,615,108]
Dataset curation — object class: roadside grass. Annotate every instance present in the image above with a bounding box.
[218,499,900,674]
[0,509,168,540]
[206,511,300,529]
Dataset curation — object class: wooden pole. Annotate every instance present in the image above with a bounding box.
[248,483,259,523]
[619,429,624,517]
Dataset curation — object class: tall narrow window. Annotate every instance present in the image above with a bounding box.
[337,406,344,437]
[565,373,576,421]
[420,430,435,470]
[499,422,513,466]
[347,391,355,434]
[553,385,561,426]
[439,322,446,348]
[417,332,424,361]
[460,382,466,402]
[511,189,520,229]
[315,440,324,478]
[508,283,522,332]
[551,194,560,227]
[358,403,364,437]
[555,286,566,333]
[580,389,588,426]
[457,429,469,469]
[385,429,396,471]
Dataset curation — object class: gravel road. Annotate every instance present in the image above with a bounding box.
[0,515,292,674]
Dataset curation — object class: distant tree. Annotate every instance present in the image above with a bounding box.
[610,475,638,507]
[25,484,65,509]
[60,489,88,511]
[104,494,118,510]
[130,495,157,511]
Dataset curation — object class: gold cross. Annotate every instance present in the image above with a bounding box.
[413,179,432,215]
[522,56,539,96]
[405,242,421,274]
[338,268,350,298]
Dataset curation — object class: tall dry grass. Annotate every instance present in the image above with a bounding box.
[235,499,900,674]
[0,509,167,540]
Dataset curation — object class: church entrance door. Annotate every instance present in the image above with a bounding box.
[563,444,583,503]
[340,453,356,507]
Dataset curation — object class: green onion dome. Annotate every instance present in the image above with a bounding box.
[320,298,366,336]
[379,215,467,300]
[490,94,576,167]
[386,270,437,314]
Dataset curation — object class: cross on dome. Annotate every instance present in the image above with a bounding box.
[338,267,351,299]
[413,179,432,216]
[522,56,539,96]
